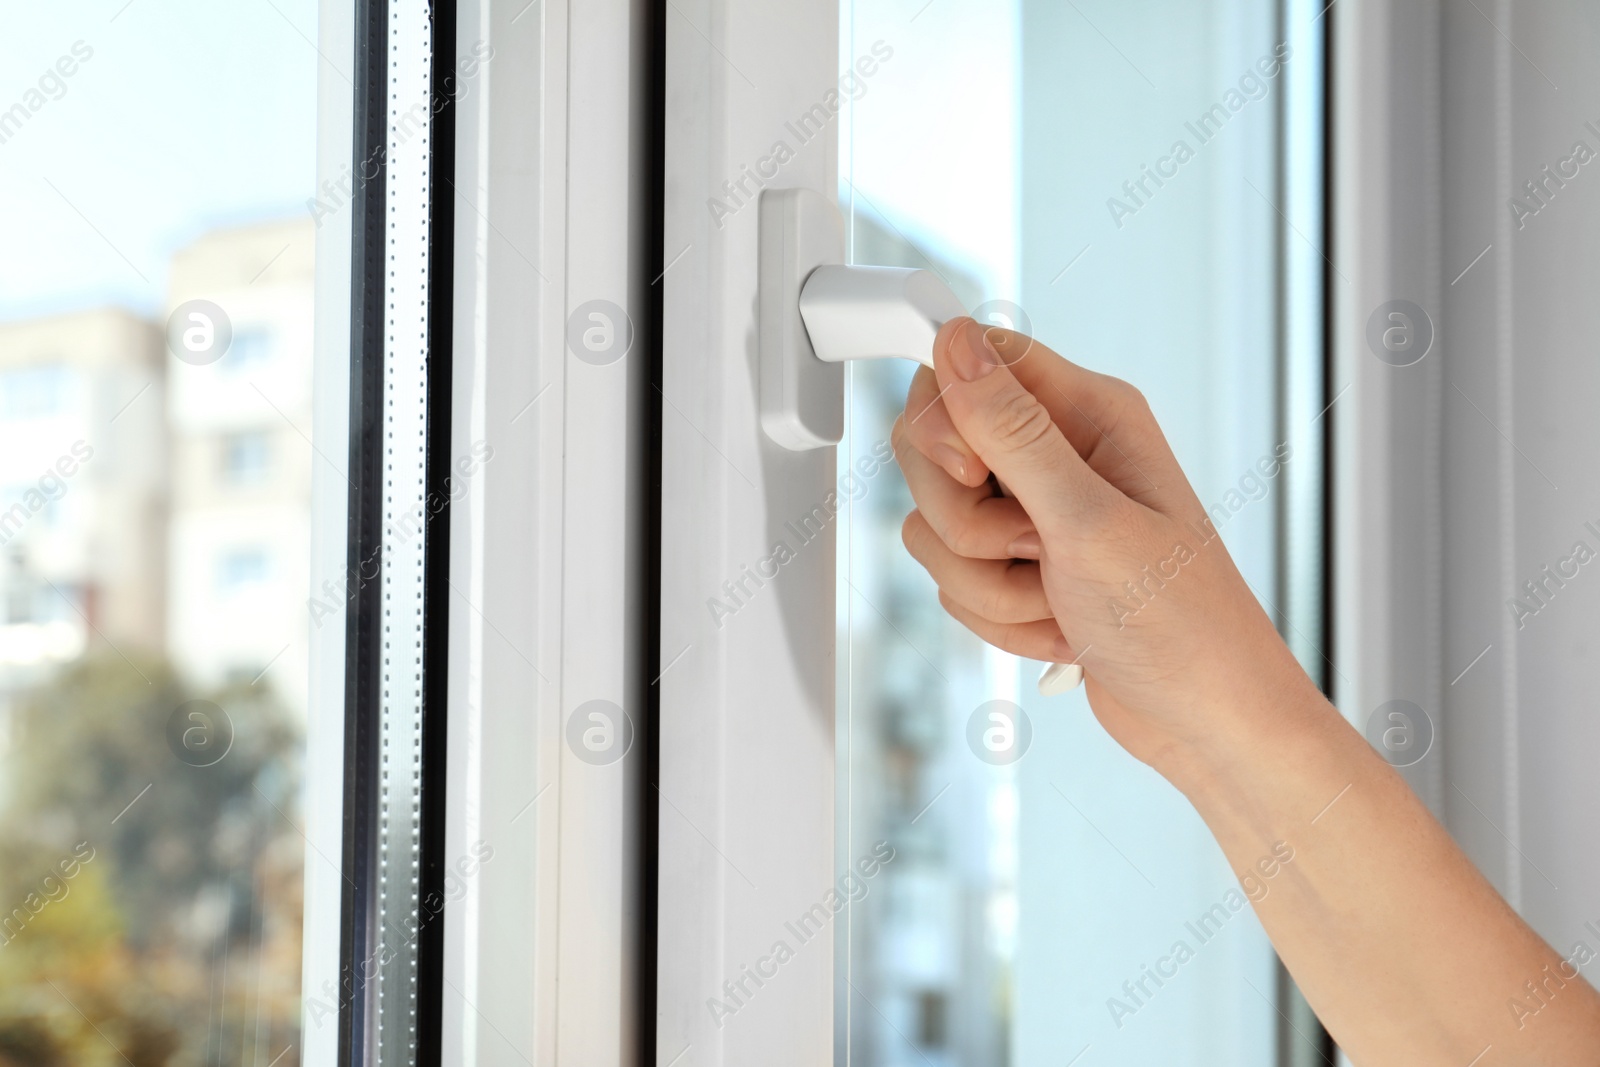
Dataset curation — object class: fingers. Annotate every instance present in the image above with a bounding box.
[893,416,1037,559]
[938,591,1074,663]
[932,317,1120,538]
[902,365,990,488]
[976,324,1189,514]
[905,320,1187,514]
[902,510,1053,623]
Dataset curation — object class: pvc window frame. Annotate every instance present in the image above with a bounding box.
[306,0,662,1064]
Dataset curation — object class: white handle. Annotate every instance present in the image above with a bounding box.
[798,265,966,369]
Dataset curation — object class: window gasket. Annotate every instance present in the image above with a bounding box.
[338,1,455,1063]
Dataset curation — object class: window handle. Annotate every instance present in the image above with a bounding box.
[758,188,944,450]
[797,264,961,369]
[759,189,1083,696]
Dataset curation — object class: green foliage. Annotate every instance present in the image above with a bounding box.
[0,654,304,1066]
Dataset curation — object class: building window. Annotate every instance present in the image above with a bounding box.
[0,486,45,542]
[217,548,269,592]
[222,431,272,486]
[225,328,274,373]
[5,582,34,625]
[0,365,71,419]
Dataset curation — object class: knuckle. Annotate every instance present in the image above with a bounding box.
[936,590,968,626]
[1109,377,1155,426]
[978,584,1015,623]
[1112,377,1146,407]
[938,514,982,558]
[899,414,935,459]
[900,510,924,555]
[890,415,911,458]
[989,390,1057,456]
[903,372,939,425]
[894,415,941,467]
[902,509,947,563]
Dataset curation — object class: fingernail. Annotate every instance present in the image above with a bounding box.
[1007,531,1042,559]
[930,443,969,482]
[950,320,998,381]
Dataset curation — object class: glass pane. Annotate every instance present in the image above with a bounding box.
[0,4,324,1064]
[838,1,1302,1062]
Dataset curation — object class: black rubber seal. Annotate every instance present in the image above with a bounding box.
[337,0,388,1061]
[338,1,454,1063]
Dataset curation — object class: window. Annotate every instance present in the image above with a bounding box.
[656,0,1331,1062]
[3,575,34,626]
[0,365,71,419]
[221,430,272,486]
[827,1,1318,1061]
[0,6,323,1064]
[224,327,275,374]
[216,547,270,592]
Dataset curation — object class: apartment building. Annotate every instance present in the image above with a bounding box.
[0,308,166,729]
[164,218,315,714]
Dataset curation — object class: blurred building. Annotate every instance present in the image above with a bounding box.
[0,216,317,742]
[0,308,166,735]
[838,215,1012,1067]
[165,218,315,714]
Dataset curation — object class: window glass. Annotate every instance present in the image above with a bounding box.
[0,4,321,1064]
[838,1,1294,1062]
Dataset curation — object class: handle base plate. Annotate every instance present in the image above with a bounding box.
[759,188,846,451]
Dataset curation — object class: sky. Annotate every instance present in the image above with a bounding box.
[0,0,1011,320]
[840,0,1020,297]
[0,0,320,321]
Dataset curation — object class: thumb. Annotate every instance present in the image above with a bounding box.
[933,317,1112,534]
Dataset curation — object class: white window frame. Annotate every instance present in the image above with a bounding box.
[1331,0,1596,985]
[655,1,843,1061]
[304,4,355,1064]
[307,0,656,1064]
[440,0,654,1061]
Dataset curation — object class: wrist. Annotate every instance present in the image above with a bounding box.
[1155,656,1339,806]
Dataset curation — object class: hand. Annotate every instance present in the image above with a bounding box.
[897,318,1600,1065]
[893,317,1319,779]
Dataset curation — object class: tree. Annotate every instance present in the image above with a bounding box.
[0,654,303,1066]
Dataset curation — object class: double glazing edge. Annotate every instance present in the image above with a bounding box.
[341,1,449,1064]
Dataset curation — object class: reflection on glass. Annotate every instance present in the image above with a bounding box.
[0,4,318,1063]
[839,0,1289,1063]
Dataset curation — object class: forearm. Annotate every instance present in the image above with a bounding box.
[1167,679,1600,1066]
